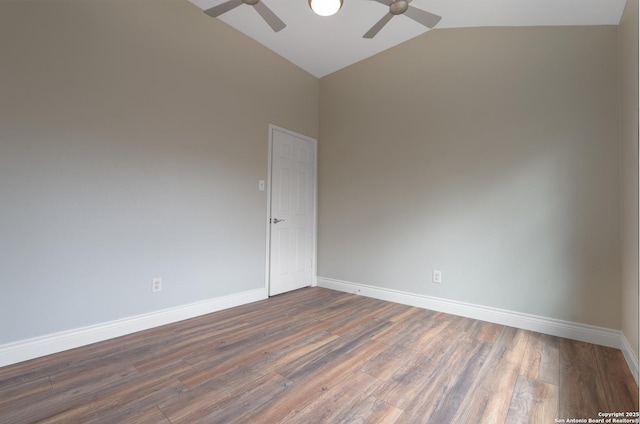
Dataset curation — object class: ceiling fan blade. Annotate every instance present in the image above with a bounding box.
[370,0,391,5]
[404,6,441,28]
[204,0,244,18]
[363,13,394,39]
[252,2,286,32]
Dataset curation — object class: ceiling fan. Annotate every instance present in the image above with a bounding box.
[364,0,441,39]
[204,0,286,33]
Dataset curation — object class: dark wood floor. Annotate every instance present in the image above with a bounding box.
[0,287,637,423]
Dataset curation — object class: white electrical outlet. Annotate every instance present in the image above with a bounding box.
[432,270,442,284]
[152,277,162,293]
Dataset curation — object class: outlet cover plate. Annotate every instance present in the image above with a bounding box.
[152,277,162,293]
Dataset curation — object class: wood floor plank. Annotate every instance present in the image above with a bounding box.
[520,332,560,386]
[389,314,445,350]
[184,373,293,424]
[321,298,405,336]
[397,338,493,423]
[373,316,484,411]
[406,318,457,352]
[385,304,423,323]
[0,362,141,423]
[0,287,636,423]
[37,361,190,424]
[158,365,268,423]
[559,339,613,419]
[338,395,405,424]
[245,331,341,376]
[451,366,520,424]
[49,356,140,389]
[472,320,504,344]
[520,331,545,380]
[275,319,392,383]
[75,379,187,424]
[278,370,380,423]
[119,407,172,424]
[255,339,390,423]
[178,316,318,371]
[538,336,561,385]
[476,365,521,423]
[593,344,639,412]
[0,376,52,411]
[505,375,559,424]
[0,344,97,384]
[450,327,526,424]
[370,308,436,347]
[360,343,418,382]
[178,320,337,388]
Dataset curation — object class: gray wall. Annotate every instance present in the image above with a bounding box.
[0,0,319,344]
[619,0,639,360]
[318,26,622,329]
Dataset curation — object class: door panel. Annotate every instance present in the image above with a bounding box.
[269,127,316,296]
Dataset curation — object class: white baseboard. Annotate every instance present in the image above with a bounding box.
[4,280,637,384]
[317,277,623,349]
[0,288,267,368]
[620,333,640,385]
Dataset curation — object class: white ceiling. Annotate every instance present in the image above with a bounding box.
[187,0,627,77]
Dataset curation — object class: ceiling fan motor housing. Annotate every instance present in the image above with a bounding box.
[390,0,409,15]
[242,0,260,5]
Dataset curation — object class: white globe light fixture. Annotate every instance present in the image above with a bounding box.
[309,0,343,17]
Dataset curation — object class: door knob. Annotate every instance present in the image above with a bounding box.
[272,218,285,224]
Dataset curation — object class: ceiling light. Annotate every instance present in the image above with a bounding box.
[309,0,343,17]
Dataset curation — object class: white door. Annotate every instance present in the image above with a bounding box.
[268,126,316,296]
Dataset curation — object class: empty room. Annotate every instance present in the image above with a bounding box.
[0,0,638,422]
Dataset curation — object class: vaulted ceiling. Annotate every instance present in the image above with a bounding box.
[188,0,627,77]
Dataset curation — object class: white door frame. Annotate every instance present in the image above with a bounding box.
[265,124,318,295]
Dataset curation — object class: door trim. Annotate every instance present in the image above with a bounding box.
[265,124,318,296]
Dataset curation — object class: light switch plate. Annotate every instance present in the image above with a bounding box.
[432,270,442,284]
